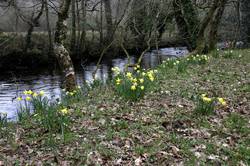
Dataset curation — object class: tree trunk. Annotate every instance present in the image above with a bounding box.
[100,0,104,45]
[24,2,44,52]
[208,0,228,51]
[76,0,81,57]
[173,0,193,51]
[44,0,53,55]
[240,0,250,46]
[103,0,113,44]
[54,0,76,91]
[71,0,76,55]
[129,0,147,48]
[24,25,34,52]
[192,0,220,54]
[79,0,87,54]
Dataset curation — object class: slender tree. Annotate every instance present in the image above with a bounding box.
[70,0,76,55]
[103,0,113,44]
[54,0,76,91]
[208,0,228,51]
[24,1,44,52]
[44,0,53,54]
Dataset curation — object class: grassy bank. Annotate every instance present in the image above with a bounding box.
[0,49,249,165]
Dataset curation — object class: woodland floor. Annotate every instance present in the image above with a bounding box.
[0,49,250,165]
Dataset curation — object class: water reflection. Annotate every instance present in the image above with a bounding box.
[0,47,188,119]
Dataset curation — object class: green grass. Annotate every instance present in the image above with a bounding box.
[0,49,249,165]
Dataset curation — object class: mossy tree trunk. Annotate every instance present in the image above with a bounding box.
[208,0,228,51]
[240,0,250,46]
[44,0,53,55]
[79,0,87,54]
[192,0,222,54]
[70,0,76,55]
[103,0,113,44]
[173,0,227,54]
[54,0,76,91]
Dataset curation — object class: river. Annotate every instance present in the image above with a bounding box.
[0,47,188,119]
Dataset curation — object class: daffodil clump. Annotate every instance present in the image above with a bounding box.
[223,50,235,58]
[112,65,157,101]
[161,58,188,73]
[187,54,210,65]
[62,86,85,105]
[16,90,46,121]
[17,89,72,137]
[195,93,227,115]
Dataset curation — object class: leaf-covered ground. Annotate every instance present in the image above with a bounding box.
[0,49,250,165]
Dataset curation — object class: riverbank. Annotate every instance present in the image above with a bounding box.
[0,32,185,72]
[0,49,249,165]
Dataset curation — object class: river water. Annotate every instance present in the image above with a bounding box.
[0,47,188,119]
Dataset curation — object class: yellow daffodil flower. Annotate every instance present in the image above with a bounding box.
[27,90,33,95]
[33,92,38,97]
[116,78,121,85]
[132,78,137,83]
[140,86,144,90]
[131,85,136,91]
[23,90,29,95]
[126,72,132,78]
[17,97,22,101]
[60,108,69,115]
[26,96,31,101]
[202,97,212,102]
[201,94,206,98]
[39,91,45,96]
[139,78,144,83]
[218,98,227,106]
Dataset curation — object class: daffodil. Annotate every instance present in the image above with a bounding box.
[132,78,137,83]
[26,96,31,101]
[140,86,144,90]
[33,92,38,97]
[202,97,212,102]
[111,67,120,75]
[139,78,144,83]
[201,94,206,98]
[142,72,146,76]
[39,91,45,96]
[17,97,22,101]
[60,108,69,115]
[69,92,74,96]
[218,98,227,106]
[149,76,154,82]
[116,78,121,85]
[77,86,81,89]
[126,72,132,78]
[27,90,33,95]
[131,85,136,91]
[23,90,29,95]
